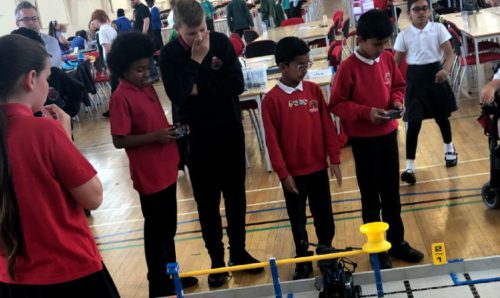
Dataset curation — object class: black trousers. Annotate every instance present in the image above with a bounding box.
[152,29,163,50]
[350,130,405,245]
[235,27,251,38]
[0,263,119,298]
[187,122,247,266]
[406,117,452,159]
[290,1,303,18]
[139,184,177,297]
[282,169,335,256]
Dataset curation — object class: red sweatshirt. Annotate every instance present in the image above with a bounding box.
[262,80,341,180]
[328,51,405,138]
[374,0,388,11]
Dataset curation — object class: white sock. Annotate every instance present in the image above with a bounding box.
[444,142,455,153]
[406,159,415,171]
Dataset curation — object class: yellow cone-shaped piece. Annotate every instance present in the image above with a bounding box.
[360,222,392,253]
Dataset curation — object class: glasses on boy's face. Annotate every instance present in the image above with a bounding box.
[411,5,429,12]
[18,16,40,23]
[287,61,313,72]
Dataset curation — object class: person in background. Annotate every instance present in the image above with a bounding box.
[146,0,164,50]
[115,8,132,32]
[11,28,85,118]
[480,67,500,104]
[91,9,118,118]
[15,1,62,68]
[394,0,457,185]
[87,20,98,43]
[281,0,291,18]
[227,0,254,37]
[290,0,303,18]
[274,0,286,27]
[200,0,216,32]
[260,0,276,28]
[130,0,159,82]
[71,30,88,51]
[0,34,119,298]
[91,10,118,73]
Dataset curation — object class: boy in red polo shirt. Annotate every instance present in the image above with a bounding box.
[107,32,198,298]
[328,10,424,269]
[262,37,342,280]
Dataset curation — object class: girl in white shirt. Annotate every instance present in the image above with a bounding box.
[394,0,457,185]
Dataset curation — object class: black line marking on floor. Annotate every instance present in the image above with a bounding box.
[464,273,481,298]
[404,280,414,298]
[360,278,500,297]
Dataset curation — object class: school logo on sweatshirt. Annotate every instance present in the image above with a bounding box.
[384,72,391,86]
[211,56,223,70]
[288,98,308,108]
[309,99,319,112]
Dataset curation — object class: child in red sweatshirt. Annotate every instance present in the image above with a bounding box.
[329,10,424,270]
[262,36,342,280]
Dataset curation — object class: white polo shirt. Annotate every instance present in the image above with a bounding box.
[393,22,451,65]
[98,23,117,62]
[494,68,500,81]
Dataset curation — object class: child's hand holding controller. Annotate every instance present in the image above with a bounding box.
[155,128,177,143]
[370,107,390,124]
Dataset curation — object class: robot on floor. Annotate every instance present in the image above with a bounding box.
[315,246,362,298]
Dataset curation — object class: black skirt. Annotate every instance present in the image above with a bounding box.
[0,263,120,298]
[403,62,458,122]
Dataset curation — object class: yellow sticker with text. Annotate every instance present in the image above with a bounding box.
[432,243,447,265]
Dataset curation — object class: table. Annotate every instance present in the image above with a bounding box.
[442,9,500,94]
[240,59,334,172]
[256,19,333,43]
[244,47,328,69]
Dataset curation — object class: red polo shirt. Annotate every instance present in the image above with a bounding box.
[109,80,179,194]
[0,103,102,284]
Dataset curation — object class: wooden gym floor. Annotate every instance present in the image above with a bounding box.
[71,1,500,297]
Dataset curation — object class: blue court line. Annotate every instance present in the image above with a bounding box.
[98,198,484,252]
[94,187,480,240]
[450,272,500,286]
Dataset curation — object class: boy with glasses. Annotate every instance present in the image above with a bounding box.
[15,1,62,68]
[262,36,342,280]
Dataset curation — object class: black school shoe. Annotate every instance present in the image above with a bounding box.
[389,241,424,263]
[401,170,416,185]
[180,276,199,288]
[207,260,228,287]
[445,151,458,167]
[207,272,229,287]
[293,251,314,280]
[369,252,393,270]
[228,249,264,274]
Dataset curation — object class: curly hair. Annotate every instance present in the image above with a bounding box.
[107,32,155,78]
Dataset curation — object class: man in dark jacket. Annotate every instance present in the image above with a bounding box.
[227,0,254,36]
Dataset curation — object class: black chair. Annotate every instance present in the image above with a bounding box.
[244,40,277,58]
[243,29,259,44]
